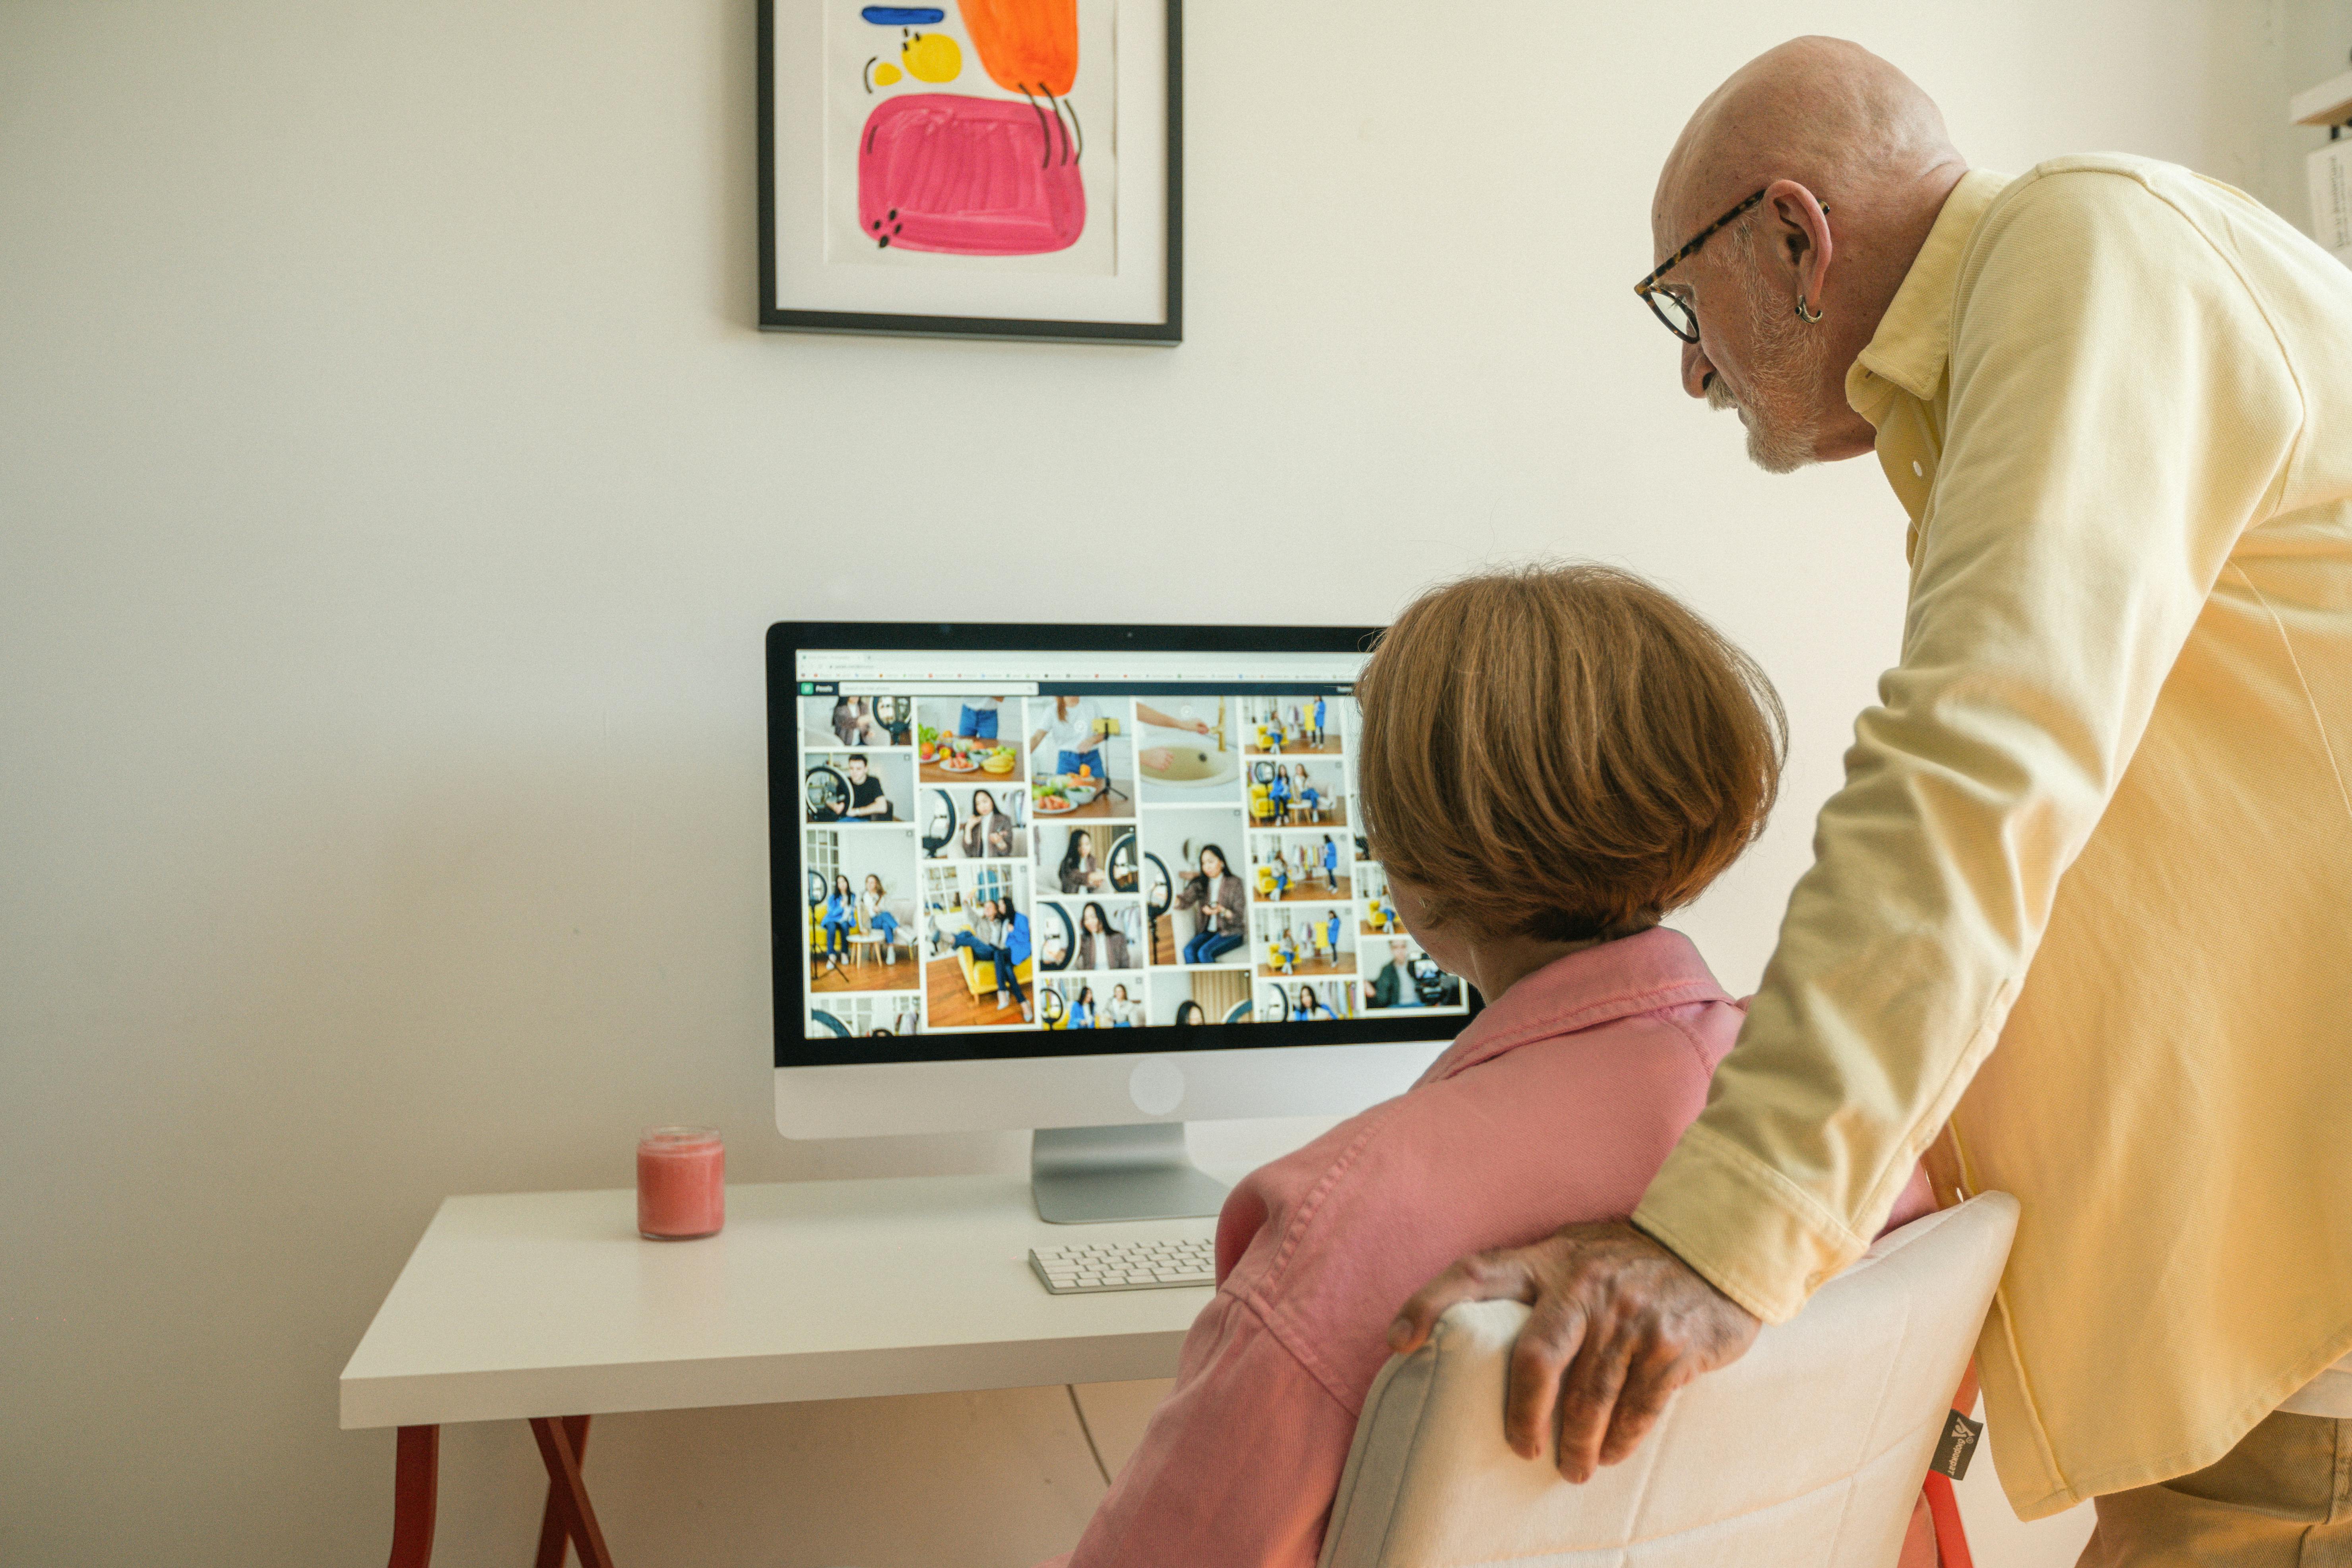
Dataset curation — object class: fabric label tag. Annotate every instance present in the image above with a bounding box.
[1930,1408,1985,1481]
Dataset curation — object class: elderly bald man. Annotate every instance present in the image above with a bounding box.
[1394,37,2352,1562]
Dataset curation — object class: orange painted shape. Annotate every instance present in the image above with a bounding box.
[956,0,1078,97]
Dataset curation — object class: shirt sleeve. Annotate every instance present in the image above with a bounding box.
[1059,1291,1359,1568]
[1633,168,2304,1321]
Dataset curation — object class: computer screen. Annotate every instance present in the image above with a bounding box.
[769,623,1475,1068]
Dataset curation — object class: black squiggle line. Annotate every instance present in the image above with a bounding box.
[1063,95,1083,164]
[864,56,876,94]
[1018,85,1052,169]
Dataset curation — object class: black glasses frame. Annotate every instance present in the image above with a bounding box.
[1633,188,1825,343]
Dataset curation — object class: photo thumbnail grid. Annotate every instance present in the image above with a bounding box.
[797,683,1466,1038]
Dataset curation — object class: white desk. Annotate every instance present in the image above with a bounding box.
[341,1175,1213,1567]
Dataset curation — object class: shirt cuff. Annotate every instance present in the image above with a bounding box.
[1629,1121,1869,1325]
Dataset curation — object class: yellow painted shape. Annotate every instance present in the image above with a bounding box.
[874,61,903,85]
[902,33,961,82]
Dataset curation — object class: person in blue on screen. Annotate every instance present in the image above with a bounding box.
[819,873,855,974]
[1321,833,1340,890]
[1296,983,1335,1021]
[1030,696,1107,781]
[1324,906,1343,960]
[860,874,902,966]
[1312,695,1328,746]
[957,695,1003,741]
[1069,983,1097,1029]
[997,894,1033,1020]
[948,894,1033,1022]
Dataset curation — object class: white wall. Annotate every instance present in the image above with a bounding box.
[2203,0,2352,237]
[1,2,2316,1563]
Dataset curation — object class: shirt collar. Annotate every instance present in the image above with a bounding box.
[1844,169,2011,424]
[1414,926,1732,1087]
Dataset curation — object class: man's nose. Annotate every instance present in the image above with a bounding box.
[1680,338,1715,400]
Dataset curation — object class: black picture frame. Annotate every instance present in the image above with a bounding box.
[768,621,1480,1069]
[757,0,1183,345]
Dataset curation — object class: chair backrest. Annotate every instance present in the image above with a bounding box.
[1319,1193,2017,1568]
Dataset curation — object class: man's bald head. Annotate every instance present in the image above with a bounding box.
[1655,37,1959,246]
[1646,39,1968,471]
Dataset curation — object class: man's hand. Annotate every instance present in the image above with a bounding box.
[1386,1219,1760,1482]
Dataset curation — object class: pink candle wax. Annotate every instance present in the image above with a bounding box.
[637,1126,725,1240]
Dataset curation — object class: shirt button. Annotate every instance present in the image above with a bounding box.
[1911,460,1925,477]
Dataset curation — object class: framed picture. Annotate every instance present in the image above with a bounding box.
[759,0,1182,344]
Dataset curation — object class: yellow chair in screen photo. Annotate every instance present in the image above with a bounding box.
[956,946,1032,1000]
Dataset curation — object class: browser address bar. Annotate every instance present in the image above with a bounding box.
[837,680,1040,694]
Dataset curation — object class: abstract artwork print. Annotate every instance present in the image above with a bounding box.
[827,1,1116,274]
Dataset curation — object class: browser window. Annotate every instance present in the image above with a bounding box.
[791,645,1466,1042]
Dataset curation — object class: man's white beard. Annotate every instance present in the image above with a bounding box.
[1710,272,1828,474]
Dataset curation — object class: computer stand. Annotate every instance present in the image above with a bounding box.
[1031,1123,1231,1224]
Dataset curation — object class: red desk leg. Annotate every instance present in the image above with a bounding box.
[529,1415,616,1568]
[388,1425,440,1568]
[1927,1364,1983,1568]
[532,1416,592,1568]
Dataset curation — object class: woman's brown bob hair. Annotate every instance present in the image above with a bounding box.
[1354,562,1785,943]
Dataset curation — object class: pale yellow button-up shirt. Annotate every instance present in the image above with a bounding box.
[1631,156,2352,1518]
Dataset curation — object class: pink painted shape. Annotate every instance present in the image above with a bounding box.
[857,92,1084,256]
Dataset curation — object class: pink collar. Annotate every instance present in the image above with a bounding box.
[1414,927,1732,1087]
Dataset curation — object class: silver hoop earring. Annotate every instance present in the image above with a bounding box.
[1796,293,1824,323]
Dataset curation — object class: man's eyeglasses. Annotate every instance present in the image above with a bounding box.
[1633,188,1825,343]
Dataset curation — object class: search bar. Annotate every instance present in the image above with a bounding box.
[837,680,1040,694]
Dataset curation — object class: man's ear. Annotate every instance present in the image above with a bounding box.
[1764,178,1833,307]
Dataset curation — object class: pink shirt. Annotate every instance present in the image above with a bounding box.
[1052,928,1937,1568]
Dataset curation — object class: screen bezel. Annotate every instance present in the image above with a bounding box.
[768,620,1480,1068]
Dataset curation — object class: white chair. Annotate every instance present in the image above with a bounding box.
[1319,1193,2017,1568]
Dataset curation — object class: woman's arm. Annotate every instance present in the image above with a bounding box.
[1057,1293,1357,1568]
[1135,704,1210,735]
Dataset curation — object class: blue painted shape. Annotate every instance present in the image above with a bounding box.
[861,6,945,22]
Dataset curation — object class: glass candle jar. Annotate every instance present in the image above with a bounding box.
[636,1126,725,1240]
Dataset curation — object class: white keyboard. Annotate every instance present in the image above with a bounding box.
[1029,1236,1217,1295]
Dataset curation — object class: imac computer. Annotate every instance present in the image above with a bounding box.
[767,622,1477,1222]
